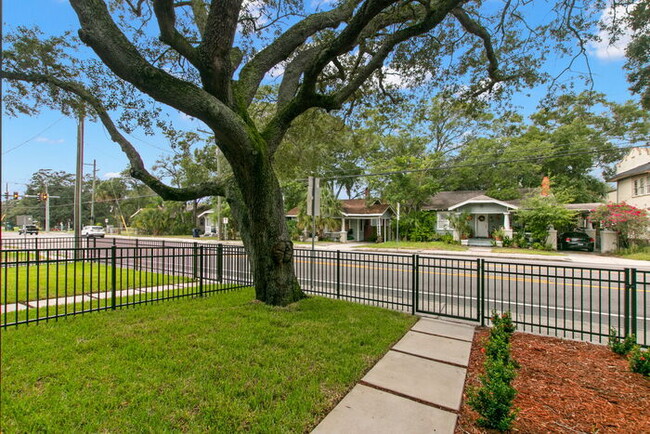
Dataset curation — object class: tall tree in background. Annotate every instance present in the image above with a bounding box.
[623,0,650,109]
[444,92,649,202]
[2,0,621,305]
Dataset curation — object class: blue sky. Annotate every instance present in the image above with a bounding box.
[1,0,640,194]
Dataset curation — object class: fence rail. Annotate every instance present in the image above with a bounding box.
[2,237,648,346]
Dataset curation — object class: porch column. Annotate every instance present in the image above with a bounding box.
[377,218,382,241]
[503,212,513,238]
[340,217,347,243]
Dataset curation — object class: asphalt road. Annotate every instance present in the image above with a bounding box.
[3,233,648,345]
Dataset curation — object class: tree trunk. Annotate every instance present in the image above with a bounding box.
[227,153,305,306]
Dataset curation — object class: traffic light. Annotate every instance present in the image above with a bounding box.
[13,192,19,200]
[42,193,48,201]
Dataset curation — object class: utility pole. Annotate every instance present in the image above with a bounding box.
[84,159,98,224]
[74,115,84,245]
[216,149,222,240]
[45,184,50,232]
[41,187,61,233]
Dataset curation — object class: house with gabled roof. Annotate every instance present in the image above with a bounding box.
[286,199,395,242]
[423,187,603,246]
[607,147,650,210]
[422,190,522,242]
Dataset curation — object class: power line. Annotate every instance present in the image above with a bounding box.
[319,144,647,181]
[2,116,66,155]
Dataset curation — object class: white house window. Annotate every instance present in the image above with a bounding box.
[633,176,650,196]
[437,212,451,230]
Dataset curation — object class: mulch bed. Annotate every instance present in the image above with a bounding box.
[456,330,650,433]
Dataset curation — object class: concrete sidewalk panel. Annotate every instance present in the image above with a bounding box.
[1,303,27,313]
[362,351,466,411]
[393,331,472,367]
[412,318,475,342]
[312,384,457,434]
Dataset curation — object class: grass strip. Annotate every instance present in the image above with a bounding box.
[491,247,564,256]
[1,262,193,303]
[1,284,243,326]
[357,241,468,251]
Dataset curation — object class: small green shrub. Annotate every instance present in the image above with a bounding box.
[502,235,513,247]
[628,346,650,376]
[531,242,545,250]
[468,311,519,431]
[491,311,516,335]
[607,328,637,356]
[467,358,518,431]
[485,330,511,363]
[440,233,456,245]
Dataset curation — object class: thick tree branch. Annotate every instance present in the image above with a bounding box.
[152,0,201,68]
[69,0,254,160]
[2,70,226,200]
[237,0,361,107]
[197,0,243,103]
[263,0,461,151]
[451,7,519,94]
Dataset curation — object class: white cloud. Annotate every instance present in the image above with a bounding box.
[103,172,122,179]
[590,2,634,61]
[35,136,64,144]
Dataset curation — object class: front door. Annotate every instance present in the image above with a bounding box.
[476,215,489,237]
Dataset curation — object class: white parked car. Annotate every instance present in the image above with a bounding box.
[81,225,106,238]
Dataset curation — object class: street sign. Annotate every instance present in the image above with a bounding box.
[307,176,321,217]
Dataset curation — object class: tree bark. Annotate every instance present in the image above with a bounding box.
[226,152,305,305]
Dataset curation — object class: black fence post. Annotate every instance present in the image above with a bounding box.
[217,244,223,283]
[476,258,485,327]
[412,254,419,315]
[111,246,117,310]
[193,242,198,280]
[631,268,638,342]
[336,250,341,299]
[199,245,204,296]
[624,268,631,338]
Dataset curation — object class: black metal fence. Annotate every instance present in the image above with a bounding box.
[1,243,251,327]
[2,237,648,347]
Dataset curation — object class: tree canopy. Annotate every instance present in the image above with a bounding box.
[2,0,636,305]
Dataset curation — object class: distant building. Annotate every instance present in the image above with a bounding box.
[286,199,394,242]
[607,147,650,209]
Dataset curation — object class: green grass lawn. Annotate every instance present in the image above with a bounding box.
[613,246,650,260]
[357,241,469,251]
[1,251,41,262]
[2,262,193,304]
[1,289,416,432]
[491,247,565,256]
[1,284,238,326]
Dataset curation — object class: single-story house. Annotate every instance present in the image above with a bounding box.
[422,190,603,244]
[422,190,521,239]
[286,199,395,242]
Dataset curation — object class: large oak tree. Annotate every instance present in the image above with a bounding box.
[2,0,616,305]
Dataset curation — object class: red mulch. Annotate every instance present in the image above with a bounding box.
[456,330,650,433]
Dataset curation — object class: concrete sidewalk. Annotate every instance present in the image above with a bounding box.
[309,242,650,268]
[312,317,475,434]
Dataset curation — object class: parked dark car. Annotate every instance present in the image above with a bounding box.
[559,231,594,252]
[18,225,39,235]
